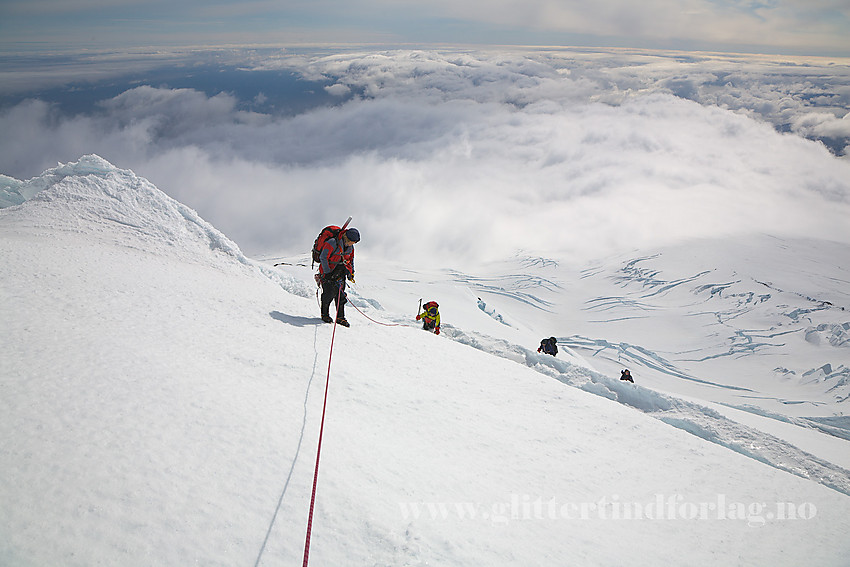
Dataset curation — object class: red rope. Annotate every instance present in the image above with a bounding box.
[346,294,402,327]
[302,282,403,566]
[302,285,341,567]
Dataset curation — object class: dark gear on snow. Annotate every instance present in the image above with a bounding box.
[538,337,558,356]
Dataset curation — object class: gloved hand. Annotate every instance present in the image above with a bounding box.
[347,273,355,283]
[435,327,440,335]
[416,314,421,321]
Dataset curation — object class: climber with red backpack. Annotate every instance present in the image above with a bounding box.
[416,300,441,335]
[313,222,360,327]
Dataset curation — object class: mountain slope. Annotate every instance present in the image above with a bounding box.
[2,156,850,566]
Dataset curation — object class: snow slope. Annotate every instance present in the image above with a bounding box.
[2,156,850,566]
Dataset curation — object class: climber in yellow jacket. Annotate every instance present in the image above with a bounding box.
[416,301,441,335]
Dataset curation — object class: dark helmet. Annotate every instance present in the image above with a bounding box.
[550,337,557,342]
[345,228,360,242]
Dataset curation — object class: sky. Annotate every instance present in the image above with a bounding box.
[1,0,850,57]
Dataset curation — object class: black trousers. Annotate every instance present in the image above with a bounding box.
[321,278,347,318]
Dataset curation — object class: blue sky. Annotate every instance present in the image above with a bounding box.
[1,0,849,56]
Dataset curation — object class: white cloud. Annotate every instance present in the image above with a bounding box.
[2,49,849,267]
[791,110,850,138]
[324,83,351,97]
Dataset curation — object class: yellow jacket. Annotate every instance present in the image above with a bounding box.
[417,303,441,330]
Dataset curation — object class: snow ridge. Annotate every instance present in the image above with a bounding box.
[1,155,312,298]
[428,324,850,497]
[345,274,850,497]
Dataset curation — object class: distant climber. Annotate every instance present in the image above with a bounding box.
[417,301,441,335]
[620,369,634,383]
[315,225,360,327]
[537,337,558,356]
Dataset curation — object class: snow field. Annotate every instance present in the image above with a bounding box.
[2,156,850,565]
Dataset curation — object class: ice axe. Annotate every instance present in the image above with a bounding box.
[417,298,422,318]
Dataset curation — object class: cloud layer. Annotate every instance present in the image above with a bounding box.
[1,48,849,267]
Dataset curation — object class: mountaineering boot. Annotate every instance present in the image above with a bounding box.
[321,313,333,323]
[335,303,348,327]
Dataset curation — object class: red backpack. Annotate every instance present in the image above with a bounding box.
[312,217,352,268]
[312,225,342,267]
